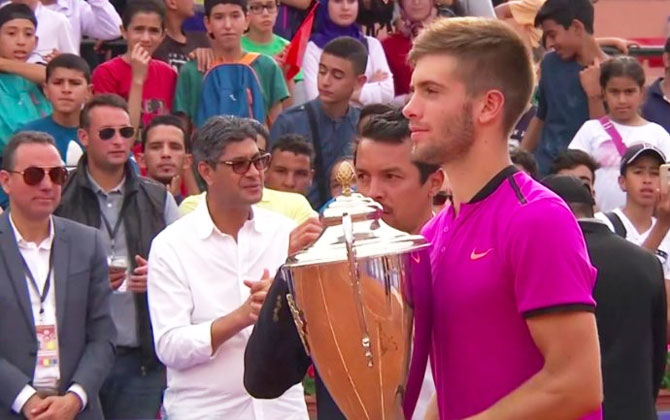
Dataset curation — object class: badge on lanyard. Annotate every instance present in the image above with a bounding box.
[36,324,59,368]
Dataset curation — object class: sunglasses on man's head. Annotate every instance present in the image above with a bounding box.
[9,166,68,186]
[218,153,272,175]
[99,126,135,141]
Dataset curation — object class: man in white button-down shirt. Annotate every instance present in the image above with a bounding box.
[0,131,115,420]
[147,116,309,420]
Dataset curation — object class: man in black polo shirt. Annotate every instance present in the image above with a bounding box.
[543,175,668,420]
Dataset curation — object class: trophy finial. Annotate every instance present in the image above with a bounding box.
[335,161,356,196]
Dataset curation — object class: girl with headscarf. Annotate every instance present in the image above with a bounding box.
[301,0,394,106]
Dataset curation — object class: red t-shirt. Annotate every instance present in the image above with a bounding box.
[381,33,413,96]
[92,56,178,128]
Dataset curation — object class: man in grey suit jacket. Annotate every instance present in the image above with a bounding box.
[0,131,116,420]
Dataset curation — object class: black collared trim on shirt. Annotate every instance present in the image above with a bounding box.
[469,165,519,204]
[522,303,595,319]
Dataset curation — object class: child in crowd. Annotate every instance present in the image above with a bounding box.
[0,4,51,151]
[242,0,303,104]
[92,0,177,134]
[154,0,210,71]
[173,0,289,127]
[569,56,670,212]
[520,0,607,174]
[20,54,90,167]
[302,0,394,106]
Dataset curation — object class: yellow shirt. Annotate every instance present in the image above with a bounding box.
[178,188,317,224]
[509,0,545,48]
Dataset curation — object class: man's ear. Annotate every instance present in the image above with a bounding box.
[136,152,146,170]
[356,74,367,90]
[427,168,446,197]
[78,128,89,148]
[198,161,215,186]
[183,153,193,169]
[0,170,11,195]
[618,174,627,192]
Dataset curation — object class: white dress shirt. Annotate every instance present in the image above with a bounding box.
[147,201,308,420]
[9,216,87,414]
[45,0,122,50]
[28,3,78,63]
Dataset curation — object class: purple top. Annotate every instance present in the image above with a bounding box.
[405,166,601,420]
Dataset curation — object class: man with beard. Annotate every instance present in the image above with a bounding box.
[243,109,444,419]
[403,18,602,420]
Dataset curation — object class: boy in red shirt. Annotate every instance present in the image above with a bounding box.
[92,0,177,136]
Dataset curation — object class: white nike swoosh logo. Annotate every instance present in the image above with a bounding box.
[470,248,494,260]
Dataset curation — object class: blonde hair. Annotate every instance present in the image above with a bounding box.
[409,17,534,134]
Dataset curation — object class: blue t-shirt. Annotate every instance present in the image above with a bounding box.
[19,115,82,163]
[535,52,590,175]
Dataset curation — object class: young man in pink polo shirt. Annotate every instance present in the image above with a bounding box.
[403,18,602,420]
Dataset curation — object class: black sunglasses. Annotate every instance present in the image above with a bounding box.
[9,166,68,186]
[99,126,135,141]
[218,153,271,175]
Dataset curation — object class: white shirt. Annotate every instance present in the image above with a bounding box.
[147,201,308,420]
[44,0,122,51]
[302,36,395,105]
[9,216,87,414]
[569,119,670,212]
[595,207,670,278]
[28,3,78,63]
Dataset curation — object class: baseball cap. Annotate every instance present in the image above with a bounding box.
[620,143,667,175]
[542,175,595,206]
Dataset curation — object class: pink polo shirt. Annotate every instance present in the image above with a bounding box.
[419,166,599,420]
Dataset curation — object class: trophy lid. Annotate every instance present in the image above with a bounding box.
[286,162,429,267]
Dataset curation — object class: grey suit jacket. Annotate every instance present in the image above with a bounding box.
[0,213,116,420]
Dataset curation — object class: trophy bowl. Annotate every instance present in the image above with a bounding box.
[283,163,430,420]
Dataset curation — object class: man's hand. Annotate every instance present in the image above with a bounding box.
[130,43,151,85]
[33,393,81,420]
[240,269,273,326]
[168,174,182,197]
[127,255,148,293]
[289,218,323,255]
[189,48,214,73]
[579,59,602,98]
[369,70,389,83]
[22,394,47,420]
[43,49,61,64]
[109,267,126,291]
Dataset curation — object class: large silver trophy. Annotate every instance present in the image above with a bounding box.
[282,163,430,419]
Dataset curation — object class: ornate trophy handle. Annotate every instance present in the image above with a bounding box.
[343,212,374,368]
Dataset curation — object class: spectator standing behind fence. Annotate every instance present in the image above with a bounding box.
[0,4,51,151]
[521,0,607,175]
[153,0,209,72]
[92,0,178,134]
[302,0,393,106]
[41,0,122,52]
[270,37,364,209]
[6,0,77,62]
[569,56,670,212]
[55,94,180,420]
[19,54,89,168]
[0,131,116,420]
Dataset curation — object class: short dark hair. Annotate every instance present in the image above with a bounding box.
[550,149,600,181]
[46,53,91,84]
[356,109,440,184]
[322,37,368,76]
[599,55,645,89]
[2,131,57,171]
[142,114,188,151]
[122,0,166,29]
[192,116,258,166]
[271,134,314,166]
[0,4,36,31]
[510,147,539,179]
[358,103,395,132]
[80,94,129,129]
[534,0,594,34]
[205,0,247,16]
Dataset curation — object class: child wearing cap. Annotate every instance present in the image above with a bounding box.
[0,3,51,152]
[595,144,670,279]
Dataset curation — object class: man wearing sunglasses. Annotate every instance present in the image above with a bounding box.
[55,94,180,419]
[146,116,309,419]
[0,131,115,420]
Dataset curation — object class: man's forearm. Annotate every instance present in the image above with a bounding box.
[642,220,670,252]
[465,366,601,420]
[0,58,46,84]
[211,309,248,354]
[587,95,606,119]
[128,80,143,134]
